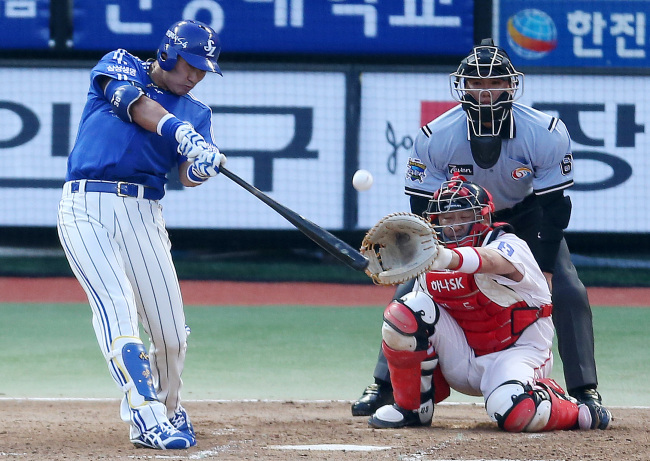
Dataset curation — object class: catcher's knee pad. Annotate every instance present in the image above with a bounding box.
[107,336,158,409]
[382,291,438,352]
[486,380,531,432]
[486,378,579,432]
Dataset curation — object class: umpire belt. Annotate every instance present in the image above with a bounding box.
[69,180,159,200]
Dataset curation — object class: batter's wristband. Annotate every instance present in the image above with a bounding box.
[451,247,482,274]
[187,165,208,184]
[158,114,184,142]
[186,164,208,184]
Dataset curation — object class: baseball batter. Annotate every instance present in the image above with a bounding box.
[368,176,607,432]
[352,38,611,429]
[56,20,226,449]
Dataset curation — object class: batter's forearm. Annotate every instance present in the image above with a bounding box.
[130,96,171,133]
[178,162,200,187]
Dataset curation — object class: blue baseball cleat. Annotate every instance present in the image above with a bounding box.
[131,421,196,449]
[170,406,196,440]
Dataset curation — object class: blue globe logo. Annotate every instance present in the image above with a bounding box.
[507,9,557,59]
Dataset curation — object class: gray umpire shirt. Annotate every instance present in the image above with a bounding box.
[405,103,574,211]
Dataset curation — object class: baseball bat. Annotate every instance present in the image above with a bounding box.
[219,166,369,272]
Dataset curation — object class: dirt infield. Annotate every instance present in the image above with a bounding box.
[0,399,647,460]
[1,277,650,306]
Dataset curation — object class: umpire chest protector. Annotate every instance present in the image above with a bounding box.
[469,134,502,169]
[467,116,514,169]
[424,271,552,356]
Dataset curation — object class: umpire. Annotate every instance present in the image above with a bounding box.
[351,39,611,429]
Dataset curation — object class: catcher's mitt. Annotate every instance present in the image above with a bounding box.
[360,212,442,285]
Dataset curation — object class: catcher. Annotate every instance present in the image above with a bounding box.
[360,175,611,432]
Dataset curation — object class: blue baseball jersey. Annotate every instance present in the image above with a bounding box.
[405,103,574,211]
[66,49,215,198]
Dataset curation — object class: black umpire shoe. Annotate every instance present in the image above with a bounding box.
[351,382,394,416]
[570,387,612,430]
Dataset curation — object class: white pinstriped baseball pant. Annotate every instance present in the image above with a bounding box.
[57,180,187,419]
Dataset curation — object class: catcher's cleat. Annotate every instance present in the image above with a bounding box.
[131,421,196,450]
[351,382,394,416]
[572,388,612,430]
[368,402,433,429]
[170,406,196,441]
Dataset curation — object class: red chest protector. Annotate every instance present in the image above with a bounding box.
[425,271,552,356]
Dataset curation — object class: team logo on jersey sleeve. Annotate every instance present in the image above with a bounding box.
[511,167,532,180]
[560,154,573,176]
[406,158,426,183]
[106,50,138,77]
[106,64,137,77]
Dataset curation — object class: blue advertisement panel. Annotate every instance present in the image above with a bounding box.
[495,0,650,68]
[0,0,50,49]
[72,0,474,55]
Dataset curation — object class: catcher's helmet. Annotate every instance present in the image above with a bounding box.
[157,20,222,75]
[449,38,523,136]
[425,173,495,247]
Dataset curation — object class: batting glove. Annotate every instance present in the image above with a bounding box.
[176,123,209,160]
[157,115,210,160]
[186,145,227,184]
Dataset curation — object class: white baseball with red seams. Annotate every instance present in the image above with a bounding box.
[353,169,374,191]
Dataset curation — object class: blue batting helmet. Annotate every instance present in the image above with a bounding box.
[156,20,222,75]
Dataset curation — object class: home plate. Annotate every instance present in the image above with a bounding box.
[269,444,392,451]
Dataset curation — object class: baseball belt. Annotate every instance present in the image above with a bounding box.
[70,180,160,200]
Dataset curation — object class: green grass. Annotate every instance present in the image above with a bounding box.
[0,303,647,406]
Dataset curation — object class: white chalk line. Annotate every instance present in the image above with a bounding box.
[268,444,392,451]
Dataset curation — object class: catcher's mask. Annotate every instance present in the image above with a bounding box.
[449,38,523,137]
[425,174,495,248]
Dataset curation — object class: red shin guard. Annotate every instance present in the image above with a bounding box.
[382,342,428,410]
[536,378,579,431]
[498,379,579,432]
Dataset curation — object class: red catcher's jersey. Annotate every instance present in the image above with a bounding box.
[425,270,552,356]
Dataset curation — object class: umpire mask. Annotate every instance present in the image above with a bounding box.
[450,38,524,138]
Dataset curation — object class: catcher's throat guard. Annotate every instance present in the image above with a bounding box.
[360,212,441,285]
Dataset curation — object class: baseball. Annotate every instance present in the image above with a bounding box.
[352,169,374,191]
